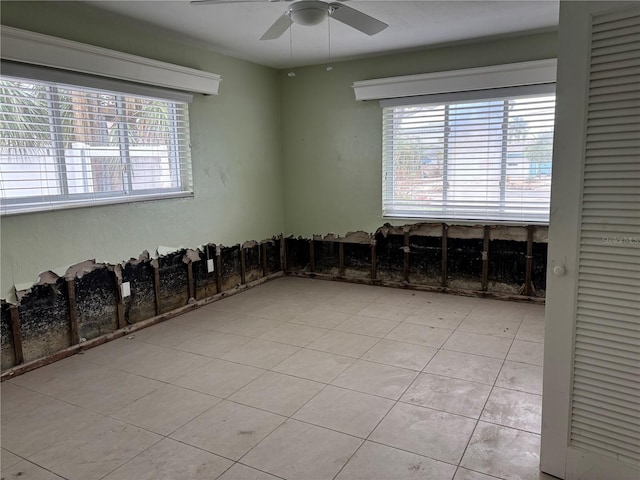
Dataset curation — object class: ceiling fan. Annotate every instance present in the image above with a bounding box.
[190,0,388,40]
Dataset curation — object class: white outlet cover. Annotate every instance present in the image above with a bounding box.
[207,259,215,273]
[121,281,131,298]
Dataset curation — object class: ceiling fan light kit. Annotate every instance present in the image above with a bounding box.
[287,1,330,26]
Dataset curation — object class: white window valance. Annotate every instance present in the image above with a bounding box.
[0,26,222,95]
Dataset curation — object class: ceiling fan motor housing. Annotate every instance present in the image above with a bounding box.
[286,1,332,26]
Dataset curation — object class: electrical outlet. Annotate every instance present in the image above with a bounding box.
[207,258,215,273]
[121,281,131,298]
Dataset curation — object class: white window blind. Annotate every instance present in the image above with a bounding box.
[0,72,192,215]
[570,7,640,466]
[382,88,556,223]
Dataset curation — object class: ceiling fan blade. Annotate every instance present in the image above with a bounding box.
[190,0,282,5]
[329,3,388,35]
[260,14,293,40]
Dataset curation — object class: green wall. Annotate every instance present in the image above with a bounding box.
[280,31,558,237]
[0,2,284,299]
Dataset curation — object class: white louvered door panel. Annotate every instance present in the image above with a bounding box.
[570,6,640,467]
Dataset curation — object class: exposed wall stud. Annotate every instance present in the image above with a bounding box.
[371,240,377,280]
[113,270,126,330]
[261,243,268,277]
[281,237,287,272]
[240,248,247,285]
[441,224,448,287]
[215,247,222,293]
[153,265,161,315]
[9,306,24,365]
[187,262,196,300]
[309,241,316,273]
[482,226,490,291]
[338,242,345,277]
[525,225,534,296]
[66,279,80,345]
[403,231,410,282]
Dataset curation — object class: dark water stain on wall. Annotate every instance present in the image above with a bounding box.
[286,238,310,272]
[122,259,156,324]
[344,243,371,279]
[18,279,70,363]
[157,250,189,313]
[266,238,282,274]
[1,302,15,370]
[75,267,117,340]
[220,245,242,291]
[375,233,405,282]
[194,244,218,300]
[532,242,548,296]
[245,244,263,283]
[409,235,441,286]
[314,241,340,275]
[488,240,527,294]
[447,238,483,290]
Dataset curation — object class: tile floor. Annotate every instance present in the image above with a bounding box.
[0,277,555,480]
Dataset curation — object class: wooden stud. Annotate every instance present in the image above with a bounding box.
[187,262,196,300]
[113,271,126,330]
[525,225,534,296]
[441,224,448,287]
[282,237,288,272]
[309,240,316,273]
[482,226,490,291]
[153,265,162,315]
[261,243,268,277]
[371,241,377,280]
[67,279,80,345]
[9,306,24,365]
[240,247,247,285]
[338,242,345,277]
[215,250,223,293]
[404,231,410,282]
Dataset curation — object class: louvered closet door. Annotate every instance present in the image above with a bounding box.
[572,5,640,472]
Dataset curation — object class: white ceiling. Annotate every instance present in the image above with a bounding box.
[84,0,559,69]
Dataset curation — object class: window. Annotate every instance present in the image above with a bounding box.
[382,90,556,223]
[0,74,192,215]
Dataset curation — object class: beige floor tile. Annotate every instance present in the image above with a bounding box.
[386,323,453,348]
[1,448,22,470]
[516,322,545,343]
[523,305,546,325]
[102,438,232,480]
[222,339,300,368]
[362,339,437,371]
[1,395,102,457]
[174,331,252,358]
[457,316,521,339]
[29,417,161,480]
[131,320,202,347]
[454,468,500,480]
[272,348,354,383]
[306,330,379,358]
[174,309,244,331]
[401,373,492,418]
[442,331,512,359]
[461,422,541,480]
[293,385,393,438]
[241,419,362,480]
[259,323,328,347]
[217,463,281,480]
[421,296,476,316]
[289,308,352,328]
[332,360,418,400]
[251,302,312,321]
[370,402,476,464]
[496,361,543,395]
[229,371,324,416]
[173,359,264,398]
[424,350,503,385]
[111,384,221,435]
[405,309,466,330]
[1,383,51,425]
[481,387,542,434]
[356,303,416,321]
[334,315,400,338]
[208,315,285,338]
[507,340,544,366]
[468,301,527,322]
[319,296,371,314]
[375,290,432,309]
[335,441,457,480]
[171,401,285,460]
[1,460,66,480]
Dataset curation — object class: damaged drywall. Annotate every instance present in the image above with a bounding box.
[74,264,118,341]
[194,244,218,300]
[1,302,15,370]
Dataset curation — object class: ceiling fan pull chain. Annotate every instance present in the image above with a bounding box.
[288,24,296,77]
[327,13,334,71]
